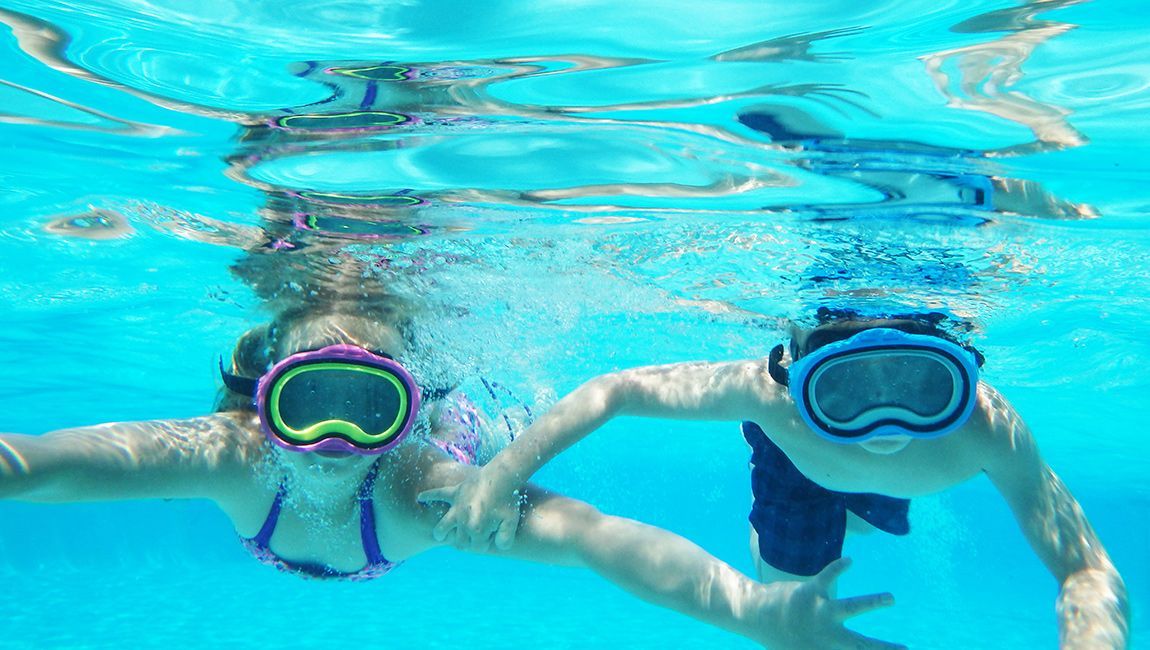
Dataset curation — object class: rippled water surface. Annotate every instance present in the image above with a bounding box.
[1,0,1148,648]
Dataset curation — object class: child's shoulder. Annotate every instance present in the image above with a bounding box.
[965,382,1038,463]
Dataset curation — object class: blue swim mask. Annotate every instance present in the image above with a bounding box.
[769,328,981,443]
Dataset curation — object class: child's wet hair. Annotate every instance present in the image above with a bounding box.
[214,300,417,413]
[790,306,984,365]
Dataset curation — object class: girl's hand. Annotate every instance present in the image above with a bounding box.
[417,468,524,552]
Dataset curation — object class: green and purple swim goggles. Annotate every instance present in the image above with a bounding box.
[222,345,421,455]
[769,327,982,443]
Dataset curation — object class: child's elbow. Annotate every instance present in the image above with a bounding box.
[579,373,628,415]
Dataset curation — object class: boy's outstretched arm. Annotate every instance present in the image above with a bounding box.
[419,359,783,549]
[980,389,1129,649]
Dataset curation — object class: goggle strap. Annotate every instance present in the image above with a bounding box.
[767,344,790,387]
[967,345,986,368]
[219,357,259,397]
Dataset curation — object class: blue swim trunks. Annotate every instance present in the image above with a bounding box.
[743,421,910,577]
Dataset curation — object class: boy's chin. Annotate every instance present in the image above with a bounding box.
[858,435,913,455]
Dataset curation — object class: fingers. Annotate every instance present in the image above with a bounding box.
[493,512,520,551]
[418,486,461,543]
[441,518,487,550]
[808,558,902,650]
[833,592,895,620]
[416,486,457,506]
[467,517,498,553]
[814,556,852,590]
[431,515,456,543]
[418,482,524,552]
[839,629,907,650]
[467,535,493,553]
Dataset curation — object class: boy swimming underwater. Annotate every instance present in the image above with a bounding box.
[424,308,1130,649]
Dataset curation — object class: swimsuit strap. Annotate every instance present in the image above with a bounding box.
[249,481,289,548]
[246,462,388,569]
[357,459,386,565]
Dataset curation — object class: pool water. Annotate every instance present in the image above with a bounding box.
[1,0,1147,648]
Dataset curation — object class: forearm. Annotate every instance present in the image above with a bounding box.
[0,431,138,502]
[0,434,48,499]
[588,515,767,638]
[484,360,765,488]
[500,490,895,649]
[510,495,772,644]
[1057,568,1129,649]
[981,396,1131,649]
[484,375,622,488]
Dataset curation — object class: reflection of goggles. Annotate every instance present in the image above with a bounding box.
[292,212,429,240]
[294,190,427,208]
[271,111,410,132]
[221,345,421,455]
[328,64,414,81]
[775,328,980,443]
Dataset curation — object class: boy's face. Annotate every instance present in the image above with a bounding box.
[858,435,913,454]
[789,316,964,453]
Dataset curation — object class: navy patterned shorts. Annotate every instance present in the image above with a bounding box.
[743,421,910,577]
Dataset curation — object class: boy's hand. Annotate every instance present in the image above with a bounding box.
[759,558,906,650]
[417,468,523,552]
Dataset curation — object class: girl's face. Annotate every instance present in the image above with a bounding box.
[276,443,377,476]
[263,313,410,470]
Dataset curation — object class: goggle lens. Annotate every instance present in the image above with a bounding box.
[807,350,965,435]
[271,363,409,443]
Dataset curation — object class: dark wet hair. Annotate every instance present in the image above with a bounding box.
[789,307,984,365]
[767,307,985,387]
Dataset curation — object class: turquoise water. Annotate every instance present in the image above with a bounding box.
[1,0,1147,647]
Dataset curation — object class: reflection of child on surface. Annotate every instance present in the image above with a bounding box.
[428,309,1129,649]
[0,303,909,650]
[920,0,1091,156]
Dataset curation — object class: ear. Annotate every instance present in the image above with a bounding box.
[767,344,790,386]
[968,346,986,368]
[232,324,272,376]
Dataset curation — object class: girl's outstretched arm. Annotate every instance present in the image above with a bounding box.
[422,482,904,650]
[404,440,902,648]
[0,415,255,503]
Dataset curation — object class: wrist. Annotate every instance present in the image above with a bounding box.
[1057,569,1128,649]
[740,582,791,648]
[479,457,522,493]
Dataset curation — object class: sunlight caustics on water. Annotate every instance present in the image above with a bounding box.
[0,0,1147,648]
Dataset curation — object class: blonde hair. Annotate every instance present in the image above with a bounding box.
[215,298,417,413]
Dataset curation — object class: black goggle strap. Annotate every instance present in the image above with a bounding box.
[767,344,790,387]
[967,345,986,368]
[219,357,259,399]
